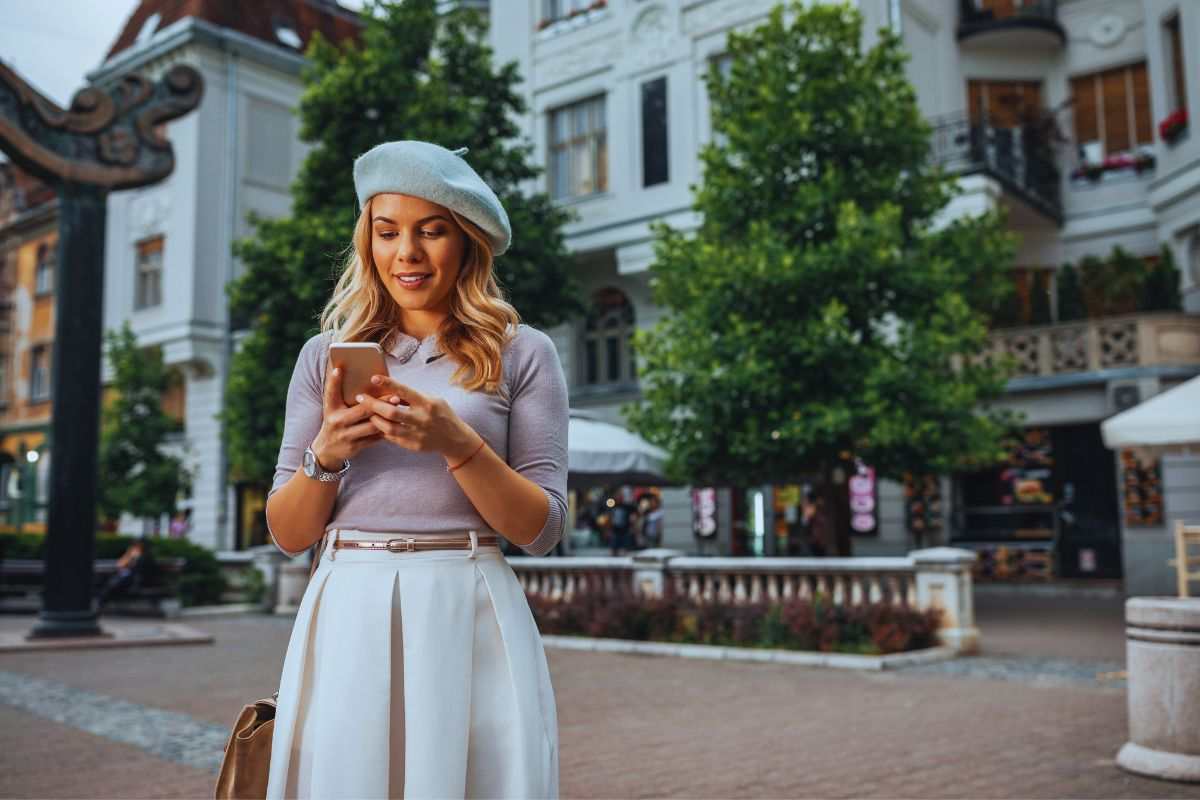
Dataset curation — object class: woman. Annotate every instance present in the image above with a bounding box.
[263,140,566,799]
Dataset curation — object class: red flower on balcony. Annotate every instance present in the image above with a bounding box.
[1158,108,1188,144]
[1070,150,1156,182]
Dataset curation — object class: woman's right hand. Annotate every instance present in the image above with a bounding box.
[310,364,386,468]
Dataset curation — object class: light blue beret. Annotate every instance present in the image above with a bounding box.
[353,140,512,257]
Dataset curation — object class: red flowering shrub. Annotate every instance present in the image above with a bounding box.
[526,583,946,655]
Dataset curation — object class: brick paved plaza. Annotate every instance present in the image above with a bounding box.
[0,589,1195,799]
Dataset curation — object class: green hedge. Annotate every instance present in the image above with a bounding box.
[526,583,944,655]
[0,533,226,608]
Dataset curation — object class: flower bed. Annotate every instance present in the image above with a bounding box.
[1159,108,1188,144]
[535,0,607,32]
[526,584,944,656]
[1070,150,1155,182]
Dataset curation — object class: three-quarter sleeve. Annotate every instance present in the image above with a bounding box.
[265,331,329,557]
[505,326,569,557]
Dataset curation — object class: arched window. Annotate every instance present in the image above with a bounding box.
[580,287,636,387]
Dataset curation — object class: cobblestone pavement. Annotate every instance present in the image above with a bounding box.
[0,592,1192,799]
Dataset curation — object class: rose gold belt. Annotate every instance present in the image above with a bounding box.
[327,529,499,558]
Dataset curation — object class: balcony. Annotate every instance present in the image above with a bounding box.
[957,0,1065,50]
[930,112,1062,224]
[985,313,1200,381]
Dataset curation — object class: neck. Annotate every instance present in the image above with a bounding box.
[399,311,447,341]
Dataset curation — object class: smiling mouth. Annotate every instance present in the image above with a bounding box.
[395,274,432,286]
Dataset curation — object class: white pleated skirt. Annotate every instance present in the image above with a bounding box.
[265,528,559,800]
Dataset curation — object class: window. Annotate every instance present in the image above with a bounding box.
[1165,14,1186,112]
[580,288,636,387]
[34,243,54,296]
[708,53,733,149]
[967,79,1042,127]
[29,344,50,403]
[642,76,669,187]
[548,95,607,200]
[543,0,591,20]
[135,235,163,310]
[246,98,293,189]
[1070,62,1153,158]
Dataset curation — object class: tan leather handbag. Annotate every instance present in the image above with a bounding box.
[214,536,325,799]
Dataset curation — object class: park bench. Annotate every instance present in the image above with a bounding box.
[0,556,186,617]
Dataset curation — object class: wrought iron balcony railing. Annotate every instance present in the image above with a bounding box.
[930,112,1062,223]
[958,0,1065,46]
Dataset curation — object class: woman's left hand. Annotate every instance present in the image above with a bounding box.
[355,373,482,462]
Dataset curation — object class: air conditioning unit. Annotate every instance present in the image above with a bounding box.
[1108,380,1142,414]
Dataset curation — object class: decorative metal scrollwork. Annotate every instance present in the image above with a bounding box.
[0,62,203,190]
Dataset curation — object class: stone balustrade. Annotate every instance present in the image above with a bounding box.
[508,547,980,653]
[986,312,1200,379]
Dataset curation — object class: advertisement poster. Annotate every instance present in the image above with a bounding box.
[849,464,877,534]
[691,487,718,539]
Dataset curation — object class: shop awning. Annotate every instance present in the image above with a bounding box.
[568,409,677,489]
[1101,376,1200,449]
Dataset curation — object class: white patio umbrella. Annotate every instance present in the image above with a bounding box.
[567,409,677,489]
[1101,375,1200,450]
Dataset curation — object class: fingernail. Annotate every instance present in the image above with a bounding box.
[333,367,340,375]
[371,375,381,384]
[355,394,364,402]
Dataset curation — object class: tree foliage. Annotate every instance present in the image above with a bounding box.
[97,321,192,530]
[222,0,586,485]
[621,2,1020,495]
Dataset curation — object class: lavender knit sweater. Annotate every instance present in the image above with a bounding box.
[266,323,569,557]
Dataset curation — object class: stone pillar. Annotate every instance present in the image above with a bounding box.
[249,545,287,612]
[631,548,683,597]
[910,547,980,654]
[275,560,311,615]
[1117,598,1200,783]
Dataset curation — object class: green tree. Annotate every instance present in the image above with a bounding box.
[1056,263,1085,322]
[97,322,193,533]
[621,2,1019,553]
[1140,244,1183,312]
[222,0,586,485]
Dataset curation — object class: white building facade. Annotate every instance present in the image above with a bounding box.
[88,5,354,551]
[490,0,1200,594]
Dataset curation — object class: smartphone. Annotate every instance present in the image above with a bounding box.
[329,342,391,407]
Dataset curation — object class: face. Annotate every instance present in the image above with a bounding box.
[369,193,468,315]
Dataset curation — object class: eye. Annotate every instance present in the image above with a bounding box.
[376,230,442,239]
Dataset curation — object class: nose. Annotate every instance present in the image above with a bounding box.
[394,230,424,264]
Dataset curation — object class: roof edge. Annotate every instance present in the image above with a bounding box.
[86,16,315,87]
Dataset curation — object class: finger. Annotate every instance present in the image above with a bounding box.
[368,374,420,406]
[345,419,385,440]
[369,414,414,439]
[324,362,347,411]
[355,393,411,423]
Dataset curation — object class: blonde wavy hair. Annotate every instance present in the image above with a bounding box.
[318,196,521,395]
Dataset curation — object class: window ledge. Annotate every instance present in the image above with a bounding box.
[535,5,610,40]
[553,189,613,208]
[571,381,640,404]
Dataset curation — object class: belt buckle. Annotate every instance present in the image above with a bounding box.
[386,537,416,553]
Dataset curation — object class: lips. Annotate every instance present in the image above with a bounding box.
[395,274,431,287]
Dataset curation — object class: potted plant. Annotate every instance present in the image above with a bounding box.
[1159,108,1188,144]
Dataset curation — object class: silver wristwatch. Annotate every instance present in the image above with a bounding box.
[303,445,351,482]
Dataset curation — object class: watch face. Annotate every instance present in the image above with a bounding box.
[303,448,316,477]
